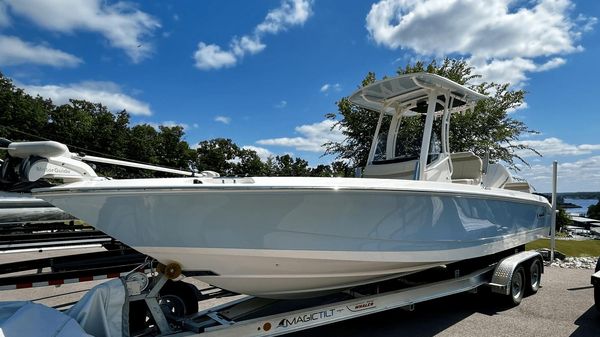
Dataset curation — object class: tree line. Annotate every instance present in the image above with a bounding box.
[0,73,352,178]
[1,58,537,179]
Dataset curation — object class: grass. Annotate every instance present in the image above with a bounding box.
[526,238,600,257]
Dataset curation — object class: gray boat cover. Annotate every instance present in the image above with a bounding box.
[66,279,126,337]
[0,279,126,337]
[0,302,91,337]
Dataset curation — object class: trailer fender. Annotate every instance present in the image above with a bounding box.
[488,251,543,295]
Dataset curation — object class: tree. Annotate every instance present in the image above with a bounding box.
[273,154,310,176]
[0,73,52,141]
[233,147,267,176]
[193,138,270,176]
[194,138,241,175]
[588,201,600,220]
[0,72,195,179]
[325,58,539,170]
[556,208,572,231]
[310,164,333,177]
[331,161,353,177]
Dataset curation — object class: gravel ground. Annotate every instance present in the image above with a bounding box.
[548,256,598,269]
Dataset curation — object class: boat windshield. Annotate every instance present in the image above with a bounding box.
[373,115,392,162]
[371,114,443,164]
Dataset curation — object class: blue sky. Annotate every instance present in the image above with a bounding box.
[0,0,598,192]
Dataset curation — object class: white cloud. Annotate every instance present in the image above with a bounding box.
[255,0,312,34]
[21,81,151,116]
[257,119,345,152]
[161,120,189,130]
[3,0,160,62]
[193,0,313,70]
[214,115,231,124]
[468,57,537,87]
[242,145,274,161]
[506,102,528,114]
[515,137,600,158]
[518,156,600,192]
[0,35,82,67]
[366,0,596,86]
[0,2,9,26]
[275,100,287,108]
[535,57,567,72]
[194,43,237,70]
[231,35,266,56]
[320,83,341,94]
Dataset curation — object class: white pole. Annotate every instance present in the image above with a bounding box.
[417,92,437,180]
[550,161,558,261]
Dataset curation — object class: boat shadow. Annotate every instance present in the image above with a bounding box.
[287,290,513,337]
[570,306,600,337]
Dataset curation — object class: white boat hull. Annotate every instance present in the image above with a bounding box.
[34,177,552,298]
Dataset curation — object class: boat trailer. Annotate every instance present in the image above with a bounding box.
[124,249,544,337]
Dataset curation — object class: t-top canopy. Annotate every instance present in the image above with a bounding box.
[348,73,487,115]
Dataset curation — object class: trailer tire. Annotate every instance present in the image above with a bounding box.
[159,280,199,317]
[508,266,525,306]
[128,300,150,335]
[526,259,542,295]
[128,281,199,334]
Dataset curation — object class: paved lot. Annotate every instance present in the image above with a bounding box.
[0,251,598,337]
[290,267,599,337]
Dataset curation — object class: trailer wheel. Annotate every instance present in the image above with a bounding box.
[526,259,542,294]
[128,281,199,335]
[508,266,525,305]
[128,300,151,335]
[159,280,199,318]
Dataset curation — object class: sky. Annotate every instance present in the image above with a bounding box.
[0,0,598,192]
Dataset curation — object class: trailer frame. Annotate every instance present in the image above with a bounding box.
[125,250,544,337]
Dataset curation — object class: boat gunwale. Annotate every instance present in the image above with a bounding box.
[33,185,551,209]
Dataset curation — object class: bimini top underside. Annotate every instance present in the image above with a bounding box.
[348,72,487,115]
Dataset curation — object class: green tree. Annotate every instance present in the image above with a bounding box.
[0,73,52,141]
[194,138,240,175]
[588,201,600,220]
[331,161,353,177]
[0,72,195,179]
[310,164,333,177]
[155,126,194,171]
[272,154,310,176]
[556,208,572,231]
[325,58,539,170]
[193,138,268,176]
[233,147,267,176]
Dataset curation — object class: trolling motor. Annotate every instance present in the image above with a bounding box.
[0,140,98,184]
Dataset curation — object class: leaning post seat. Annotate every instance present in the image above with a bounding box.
[363,158,418,180]
[450,152,483,185]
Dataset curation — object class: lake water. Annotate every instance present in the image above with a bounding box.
[563,198,599,217]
